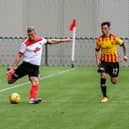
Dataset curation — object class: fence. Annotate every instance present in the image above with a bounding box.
[0,37,128,66]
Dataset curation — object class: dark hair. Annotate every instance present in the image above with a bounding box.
[101,21,111,27]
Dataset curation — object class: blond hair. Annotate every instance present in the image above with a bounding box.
[27,26,36,33]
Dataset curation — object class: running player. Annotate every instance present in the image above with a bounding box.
[95,22,128,102]
[7,26,72,104]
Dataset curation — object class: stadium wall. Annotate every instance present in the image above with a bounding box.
[0,0,128,66]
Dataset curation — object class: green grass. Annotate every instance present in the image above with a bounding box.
[0,66,129,129]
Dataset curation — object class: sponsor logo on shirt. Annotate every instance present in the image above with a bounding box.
[34,47,41,53]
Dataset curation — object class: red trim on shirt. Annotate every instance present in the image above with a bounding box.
[24,37,42,46]
[109,34,117,40]
[97,36,102,42]
[19,51,24,55]
[97,34,117,42]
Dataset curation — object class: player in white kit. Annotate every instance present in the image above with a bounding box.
[7,26,72,104]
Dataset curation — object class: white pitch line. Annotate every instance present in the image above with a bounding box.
[0,68,74,93]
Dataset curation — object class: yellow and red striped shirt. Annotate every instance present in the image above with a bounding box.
[96,34,123,63]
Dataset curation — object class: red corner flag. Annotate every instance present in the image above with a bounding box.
[69,19,77,68]
[69,19,76,31]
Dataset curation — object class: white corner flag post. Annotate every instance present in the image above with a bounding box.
[69,19,77,68]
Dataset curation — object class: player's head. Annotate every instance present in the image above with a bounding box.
[101,21,111,36]
[27,26,37,41]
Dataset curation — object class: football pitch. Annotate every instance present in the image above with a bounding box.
[0,66,129,129]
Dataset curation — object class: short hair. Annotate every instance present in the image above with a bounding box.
[27,26,36,33]
[101,21,111,27]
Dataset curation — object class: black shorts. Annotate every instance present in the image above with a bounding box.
[12,62,39,80]
[98,62,119,77]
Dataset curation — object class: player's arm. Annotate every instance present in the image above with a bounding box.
[7,53,23,71]
[10,43,26,70]
[12,53,23,69]
[95,50,101,67]
[121,43,128,61]
[47,39,72,44]
[95,41,101,67]
[116,37,128,61]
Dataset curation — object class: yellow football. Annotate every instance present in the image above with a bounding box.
[9,93,21,104]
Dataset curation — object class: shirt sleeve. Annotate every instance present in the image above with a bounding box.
[115,37,124,46]
[41,38,48,45]
[19,43,26,55]
[96,40,101,51]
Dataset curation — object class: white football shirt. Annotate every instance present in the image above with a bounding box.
[19,37,48,66]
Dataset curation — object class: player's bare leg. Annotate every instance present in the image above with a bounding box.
[100,72,108,102]
[101,72,106,78]
[29,77,42,104]
[111,77,118,84]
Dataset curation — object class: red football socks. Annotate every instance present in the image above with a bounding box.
[30,85,38,99]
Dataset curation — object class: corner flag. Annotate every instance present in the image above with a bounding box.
[69,19,77,68]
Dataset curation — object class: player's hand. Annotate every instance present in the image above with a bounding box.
[123,56,128,61]
[96,60,101,67]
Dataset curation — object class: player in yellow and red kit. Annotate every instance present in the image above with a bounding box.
[95,22,128,102]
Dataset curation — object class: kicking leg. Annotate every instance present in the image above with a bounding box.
[109,63,119,85]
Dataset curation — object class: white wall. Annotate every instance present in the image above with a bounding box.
[0,0,97,37]
[0,0,128,37]
[96,0,129,37]
[63,0,96,37]
[0,0,24,36]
